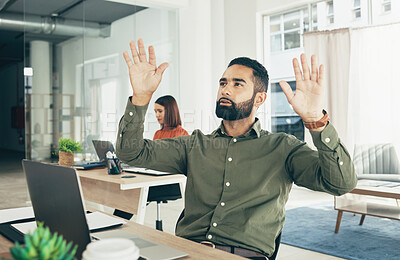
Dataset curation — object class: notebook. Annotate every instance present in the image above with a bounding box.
[22,160,187,260]
[92,140,173,176]
[72,162,106,170]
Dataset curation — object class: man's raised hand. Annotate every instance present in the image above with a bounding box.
[123,39,169,106]
[279,54,325,124]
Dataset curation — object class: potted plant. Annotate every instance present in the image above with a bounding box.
[9,222,77,260]
[58,137,82,167]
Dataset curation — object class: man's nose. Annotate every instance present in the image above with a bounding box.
[221,83,233,96]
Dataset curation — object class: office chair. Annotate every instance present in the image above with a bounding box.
[175,210,281,260]
[113,183,182,230]
[147,183,182,231]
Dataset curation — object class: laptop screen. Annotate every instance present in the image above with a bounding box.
[22,160,91,259]
[92,140,115,162]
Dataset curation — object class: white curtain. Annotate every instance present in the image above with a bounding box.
[303,28,351,149]
[347,23,400,156]
[304,24,400,156]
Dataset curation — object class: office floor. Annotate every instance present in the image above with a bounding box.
[0,149,342,259]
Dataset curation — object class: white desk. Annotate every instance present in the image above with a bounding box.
[77,169,186,224]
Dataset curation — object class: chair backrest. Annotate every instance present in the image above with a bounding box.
[353,143,400,174]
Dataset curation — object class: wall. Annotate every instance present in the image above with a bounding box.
[0,62,25,152]
[178,0,265,132]
[178,0,215,132]
[224,0,257,63]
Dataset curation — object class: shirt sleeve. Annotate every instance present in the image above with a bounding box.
[116,97,189,174]
[285,123,357,196]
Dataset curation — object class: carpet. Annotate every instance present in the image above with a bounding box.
[281,202,400,260]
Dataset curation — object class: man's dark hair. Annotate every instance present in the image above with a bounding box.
[228,57,269,93]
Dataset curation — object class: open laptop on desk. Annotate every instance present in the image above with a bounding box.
[92,140,174,176]
[22,160,187,260]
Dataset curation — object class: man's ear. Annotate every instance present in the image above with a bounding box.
[254,92,267,108]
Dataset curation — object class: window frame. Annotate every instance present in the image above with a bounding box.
[382,0,391,14]
[352,0,362,20]
[326,1,334,24]
[268,8,310,53]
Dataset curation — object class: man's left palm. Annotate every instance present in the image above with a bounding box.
[279,54,325,122]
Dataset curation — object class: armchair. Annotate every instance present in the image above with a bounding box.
[353,143,400,182]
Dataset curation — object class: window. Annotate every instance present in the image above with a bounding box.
[327,1,334,24]
[269,15,282,52]
[269,8,309,52]
[312,4,318,30]
[382,0,391,13]
[270,82,304,141]
[352,0,361,19]
[284,11,301,50]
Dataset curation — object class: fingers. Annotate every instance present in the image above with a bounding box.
[279,81,294,103]
[310,55,318,82]
[123,51,134,68]
[137,39,147,62]
[129,40,140,64]
[318,64,324,85]
[149,45,156,66]
[292,58,303,82]
[300,53,310,80]
[156,62,169,77]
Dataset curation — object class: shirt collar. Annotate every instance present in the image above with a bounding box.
[212,118,261,138]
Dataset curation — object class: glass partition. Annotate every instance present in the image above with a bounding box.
[23,0,179,162]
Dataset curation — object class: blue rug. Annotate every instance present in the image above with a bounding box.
[281,202,400,260]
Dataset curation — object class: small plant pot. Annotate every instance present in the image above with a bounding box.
[59,151,74,167]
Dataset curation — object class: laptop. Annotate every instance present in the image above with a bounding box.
[22,160,187,260]
[92,140,173,176]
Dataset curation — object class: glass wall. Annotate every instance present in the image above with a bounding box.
[22,0,179,161]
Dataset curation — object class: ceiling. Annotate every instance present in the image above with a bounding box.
[0,0,146,68]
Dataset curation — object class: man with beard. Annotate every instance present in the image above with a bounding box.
[116,39,357,260]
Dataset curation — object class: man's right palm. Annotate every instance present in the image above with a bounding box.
[123,39,169,100]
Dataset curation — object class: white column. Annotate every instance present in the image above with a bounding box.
[30,40,51,159]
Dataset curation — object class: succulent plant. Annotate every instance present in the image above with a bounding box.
[9,222,77,260]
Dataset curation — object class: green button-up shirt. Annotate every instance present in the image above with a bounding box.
[116,98,357,257]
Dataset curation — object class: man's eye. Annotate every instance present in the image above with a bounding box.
[235,83,242,87]
[220,82,226,87]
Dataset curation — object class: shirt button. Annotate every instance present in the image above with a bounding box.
[220,202,225,206]
[339,161,344,166]
[228,157,232,162]
[233,138,237,142]
[226,182,231,187]
[325,137,330,143]
[207,234,212,239]
[129,112,133,116]
[119,134,122,137]
[221,131,225,134]
[212,222,217,227]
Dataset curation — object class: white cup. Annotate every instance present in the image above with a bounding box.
[82,238,140,260]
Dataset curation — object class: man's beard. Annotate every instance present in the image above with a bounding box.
[215,94,255,121]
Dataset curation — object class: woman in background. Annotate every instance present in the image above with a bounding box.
[114,95,187,223]
[153,95,188,140]
[148,95,188,230]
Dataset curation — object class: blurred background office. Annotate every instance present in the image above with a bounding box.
[1,1,400,258]
[1,0,399,163]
